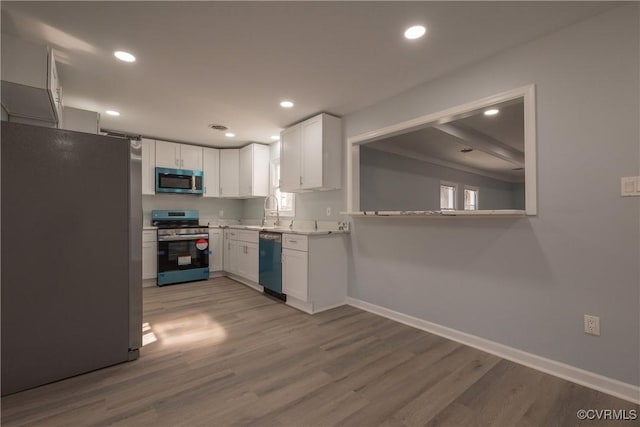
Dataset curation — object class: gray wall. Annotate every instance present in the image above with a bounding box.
[344,4,639,386]
[360,146,524,211]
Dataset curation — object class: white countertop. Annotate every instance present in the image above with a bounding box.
[214,224,349,236]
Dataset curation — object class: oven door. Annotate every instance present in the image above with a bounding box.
[157,235,209,274]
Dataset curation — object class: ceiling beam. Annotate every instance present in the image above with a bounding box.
[432,123,525,167]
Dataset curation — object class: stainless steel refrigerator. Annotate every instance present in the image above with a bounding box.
[1,121,142,396]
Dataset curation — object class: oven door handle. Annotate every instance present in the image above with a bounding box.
[158,234,209,241]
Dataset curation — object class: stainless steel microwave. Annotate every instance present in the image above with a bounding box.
[155,167,204,195]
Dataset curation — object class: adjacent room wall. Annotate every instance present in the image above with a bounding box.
[360,146,524,211]
[344,4,639,386]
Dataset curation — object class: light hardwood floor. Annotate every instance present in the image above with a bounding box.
[2,277,638,426]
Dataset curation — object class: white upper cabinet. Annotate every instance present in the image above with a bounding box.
[141,138,156,195]
[155,141,181,169]
[280,113,342,192]
[1,34,63,125]
[239,143,269,197]
[180,144,204,170]
[219,149,240,197]
[203,147,220,198]
[155,140,203,170]
[280,125,302,191]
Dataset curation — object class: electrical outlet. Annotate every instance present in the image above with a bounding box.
[326,207,331,216]
[219,210,224,218]
[584,314,600,336]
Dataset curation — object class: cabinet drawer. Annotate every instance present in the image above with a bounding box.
[237,230,258,244]
[142,230,157,243]
[282,234,308,251]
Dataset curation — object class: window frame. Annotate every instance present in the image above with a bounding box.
[463,185,480,211]
[268,157,295,217]
[440,181,458,211]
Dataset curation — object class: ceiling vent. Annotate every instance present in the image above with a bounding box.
[209,124,229,131]
[460,148,473,153]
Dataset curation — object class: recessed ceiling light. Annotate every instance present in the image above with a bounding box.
[271,135,280,141]
[484,109,500,116]
[114,51,136,62]
[105,110,120,116]
[225,132,235,138]
[404,25,426,40]
[280,100,294,108]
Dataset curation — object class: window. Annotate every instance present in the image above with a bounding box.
[464,186,479,211]
[269,158,295,217]
[440,182,457,210]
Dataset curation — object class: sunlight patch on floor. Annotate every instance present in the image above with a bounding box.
[150,313,228,347]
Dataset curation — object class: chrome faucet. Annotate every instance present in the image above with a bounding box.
[263,194,280,227]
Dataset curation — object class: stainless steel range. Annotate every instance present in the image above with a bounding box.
[152,210,210,286]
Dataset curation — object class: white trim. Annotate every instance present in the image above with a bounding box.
[347,297,640,405]
[346,84,537,216]
[341,210,526,218]
[285,295,313,314]
[312,301,348,314]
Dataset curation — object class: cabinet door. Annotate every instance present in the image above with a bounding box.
[219,149,240,197]
[280,125,302,192]
[252,144,270,197]
[282,248,308,302]
[142,242,157,279]
[301,117,323,189]
[239,145,253,197]
[235,242,258,283]
[180,144,203,170]
[208,231,223,272]
[224,239,240,275]
[203,147,220,198]
[244,242,259,283]
[141,138,156,195]
[155,140,180,168]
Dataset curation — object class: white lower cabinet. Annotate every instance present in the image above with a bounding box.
[142,230,157,280]
[282,233,347,314]
[282,248,308,302]
[223,229,258,282]
[237,242,258,283]
[208,228,223,272]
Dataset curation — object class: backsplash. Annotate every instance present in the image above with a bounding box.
[142,194,244,226]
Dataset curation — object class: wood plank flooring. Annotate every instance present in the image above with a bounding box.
[2,277,638,426]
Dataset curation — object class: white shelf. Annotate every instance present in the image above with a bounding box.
[341,210,527,218]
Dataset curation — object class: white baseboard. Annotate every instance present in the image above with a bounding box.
[312,301,348,314]
[347,297,640,405]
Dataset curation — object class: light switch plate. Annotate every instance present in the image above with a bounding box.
[621,176,640,197]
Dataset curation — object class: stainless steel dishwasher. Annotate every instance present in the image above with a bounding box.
[258,231,285,300]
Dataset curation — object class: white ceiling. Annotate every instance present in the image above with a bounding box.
[1,2,614,148]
